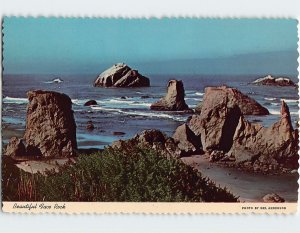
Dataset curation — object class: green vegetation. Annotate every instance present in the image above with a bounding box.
[2,146,238,202]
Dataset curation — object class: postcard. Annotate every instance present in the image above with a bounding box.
[1,18,299,213]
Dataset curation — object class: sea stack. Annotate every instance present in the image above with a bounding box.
[195,86,269,115]
[150,80,191,111]
[5,90,77,158]
[252,75,296,87]
[188,90,298,172]
[94,63,150,88]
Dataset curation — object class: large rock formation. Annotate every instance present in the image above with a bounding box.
[5,137,26,157]
[150,80,191,111]
[229,100,298,169]
[252,75,296,87]
[195,86,269,115]
[188,90,298,172]
[94,63,150,88]
[5,90,77,158]
[188,89,242,152]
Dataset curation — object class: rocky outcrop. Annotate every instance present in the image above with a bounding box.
[172,124,202,156]
[112,129,201,158]
[23,90,77,158]
[86,121,95,131]
[84,100,97,106]
[195,86,269,115]
[188,89,242,152]
[252,75,296,87]
[262,193,285,203]
[94,63,150,88]
[187,85,298,172]
[5,90,77,159]
[150,80,191,111]
[228,100,298,170]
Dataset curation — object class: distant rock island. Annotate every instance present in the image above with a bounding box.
[252,75,296,87]
[94,63,150,88]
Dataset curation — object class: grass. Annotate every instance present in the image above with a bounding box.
[2,145,238,202]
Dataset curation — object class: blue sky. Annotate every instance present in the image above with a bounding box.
[3,18,298,75]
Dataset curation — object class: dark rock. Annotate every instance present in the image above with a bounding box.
[120,96,127,99]
[262,193,285,203]
[209,150,225,162]
[141,95,150,99]
[84,100,97,106]
[172,124,202,156]
[113,131,126,136]
[86,121,95,131]
[252,75,296,87]
[5,137,26,157]
[150,80,191,111]
[188,92,242,152]
[24,90,77,158]
[195,86,269,115]
[94,63,150,88]
[112,129,181,158]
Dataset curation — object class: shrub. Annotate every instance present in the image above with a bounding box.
[2,146,238,202]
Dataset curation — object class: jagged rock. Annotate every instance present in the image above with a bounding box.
[262,193,285,203]
[150,80,191,111]
[229,100,298,169]
[84,100,97,106]
[195,86,269,115]
[112,129,183,158]
[86,121,95,131]
[252,75,296,87]
[5,137,26,157]
[94,63,150,88]
[188,91,242,152]
[172,124,202,156]
[23,90,77,158]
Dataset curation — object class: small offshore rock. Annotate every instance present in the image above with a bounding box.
[84,100,97,106]
[262,193,285,203]
[113,132,126,136]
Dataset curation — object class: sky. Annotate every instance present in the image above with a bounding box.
[3,18,299,75]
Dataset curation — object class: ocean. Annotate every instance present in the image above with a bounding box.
[2,73,299,149]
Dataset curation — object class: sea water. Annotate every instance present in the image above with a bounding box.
[2,74,299,149]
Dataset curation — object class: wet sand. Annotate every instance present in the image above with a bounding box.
[181,155,298,202]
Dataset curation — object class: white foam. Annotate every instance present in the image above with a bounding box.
[264,97,276,101]
[3,96,28,104]
[44,78,63,84]
[195,92,205,96]
[281,99,299,103]
[91,106,186,121]
[269,110,299,115]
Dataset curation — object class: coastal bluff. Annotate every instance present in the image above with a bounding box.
[94,63,150,88]
[5,90,77,158]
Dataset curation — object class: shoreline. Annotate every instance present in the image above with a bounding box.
[181,155,298,202]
